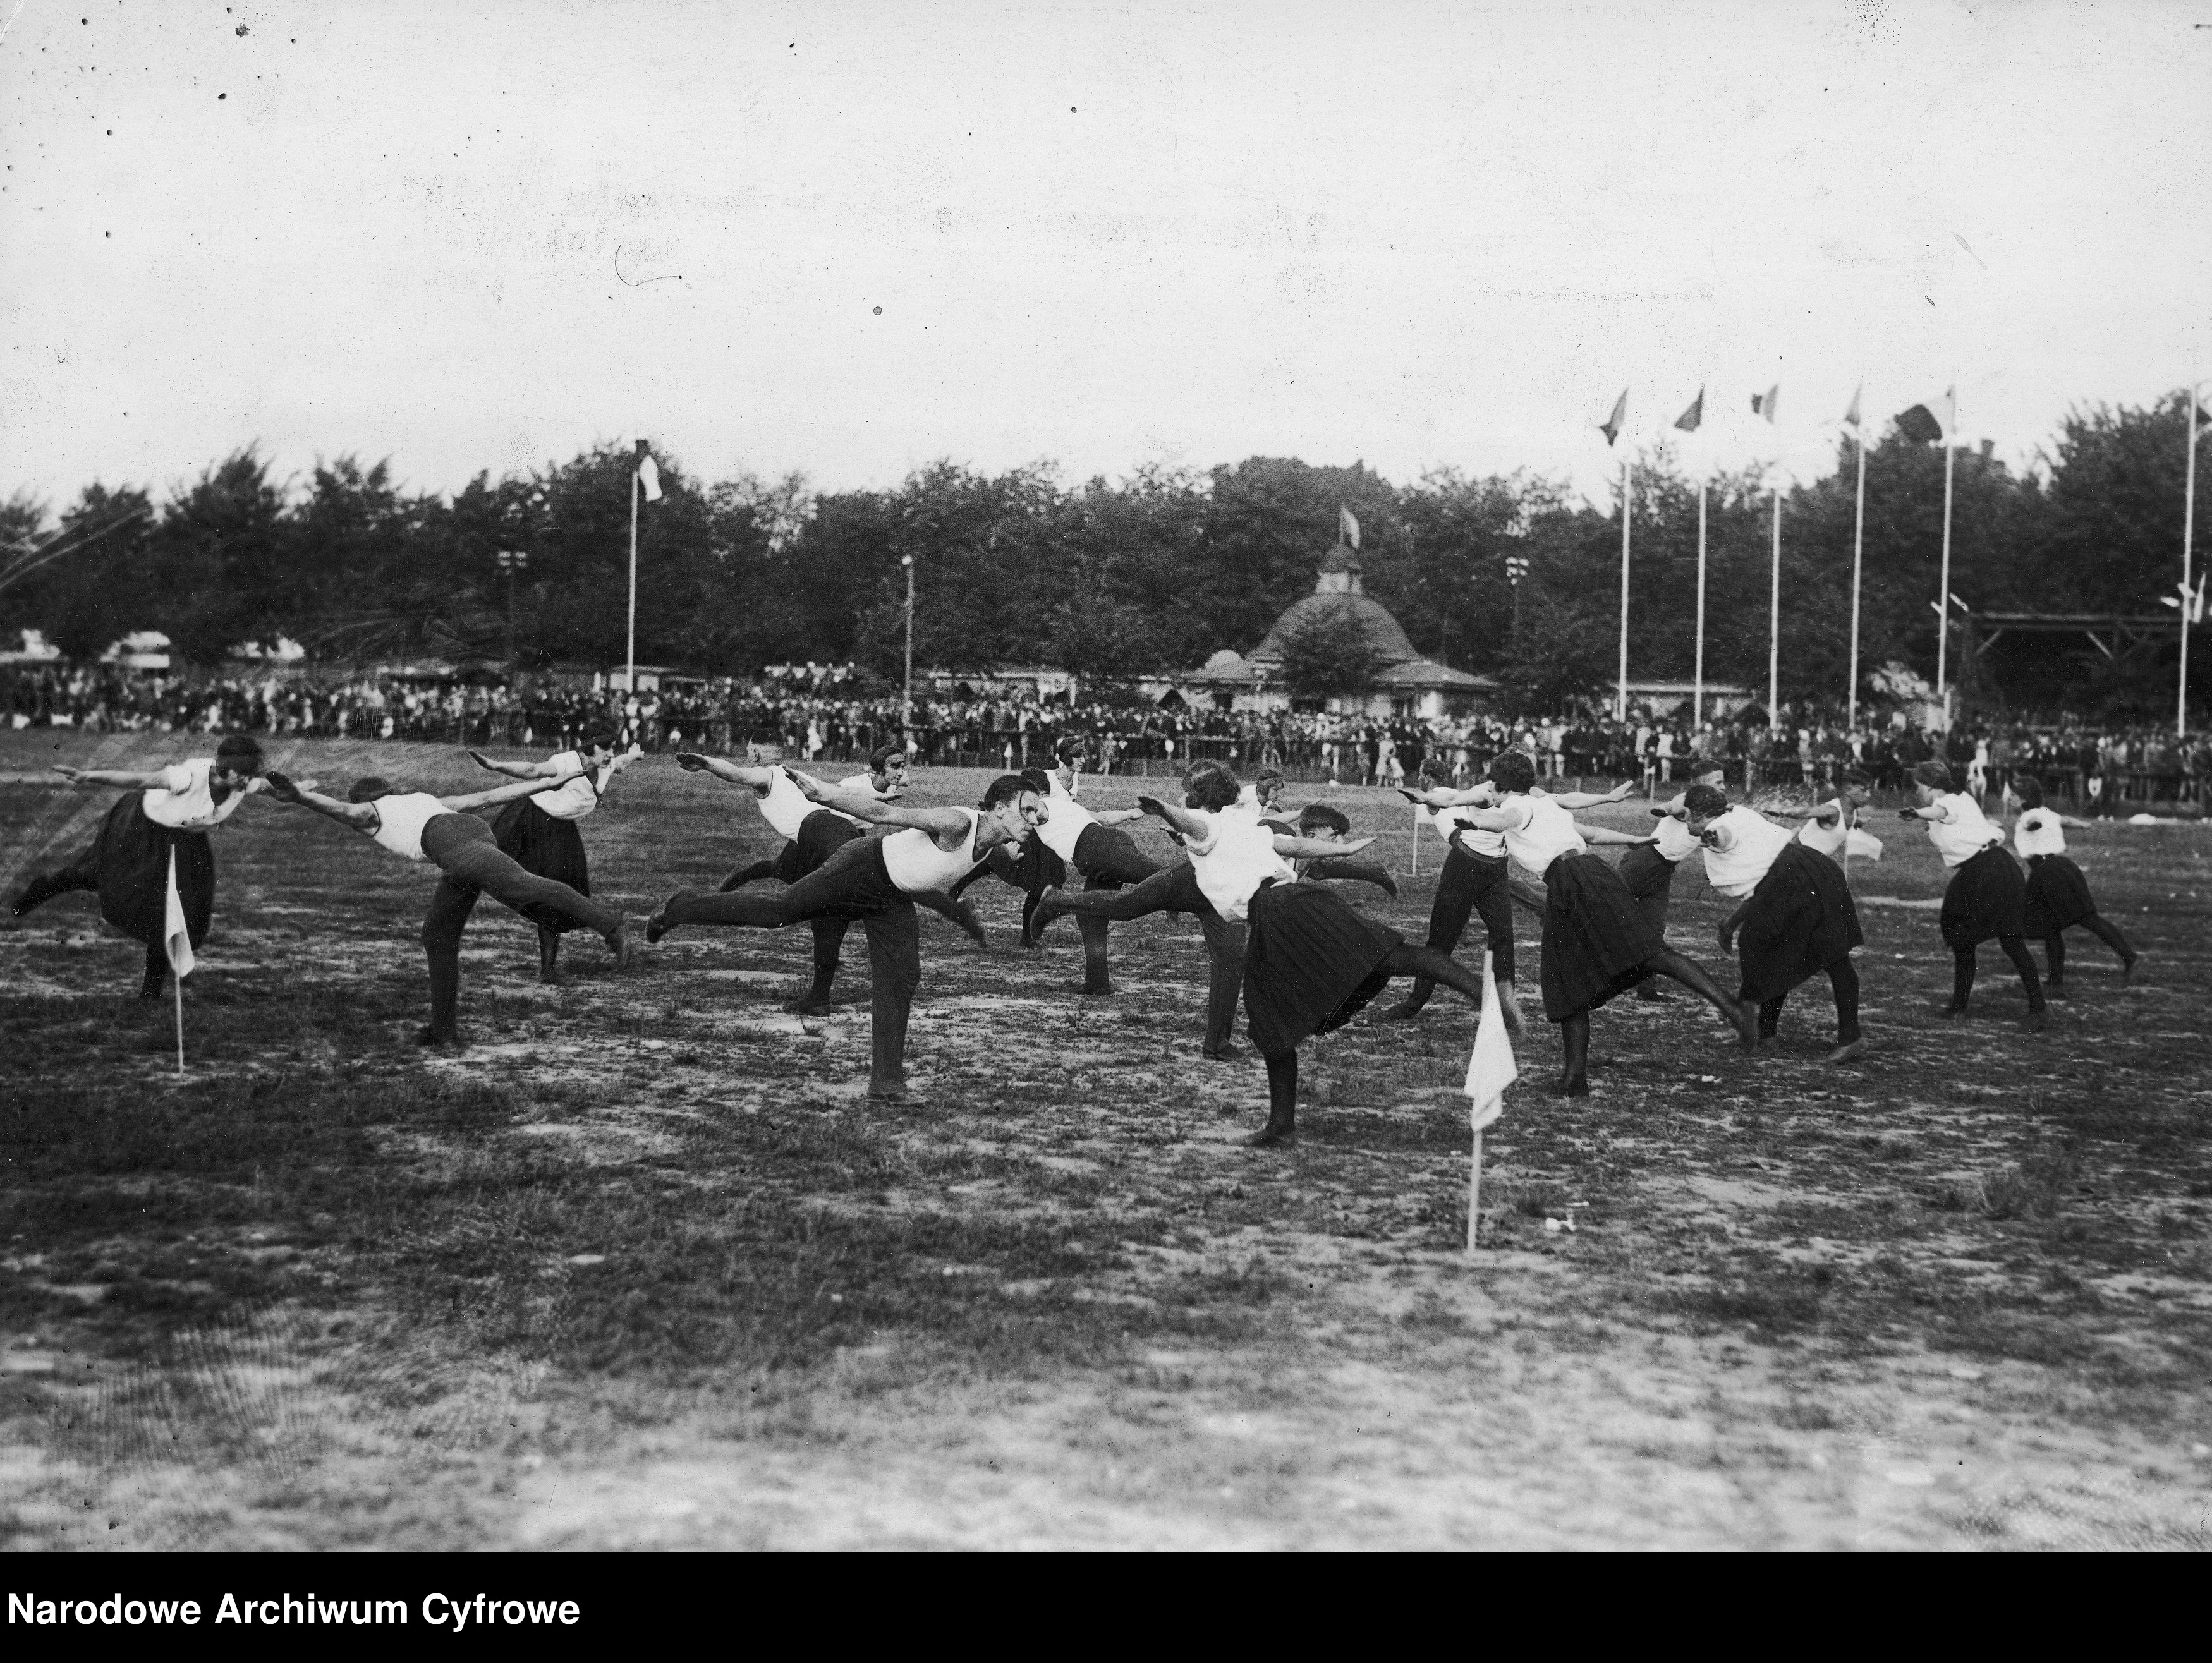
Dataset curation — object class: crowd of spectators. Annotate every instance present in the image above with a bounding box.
[7,661,2209,811]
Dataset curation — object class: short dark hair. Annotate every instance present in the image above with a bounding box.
[348,776,394,803]
[1055,736,1083,763]
[1183,761,1242,813]
[580,727,619,754]
[1912,760,1954,790]
[214,734,265,775]
[981,773,1036,810]
[1019,766,1053,795]
[1488,751,1535,794]
[869,744,906,773]
[2014,776,2045,808]
[1842,768,1874,790]
[1684,783,1729,818]
[1298,803,1351,835]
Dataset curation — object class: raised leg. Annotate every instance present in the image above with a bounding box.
[1303,857,1398,897]
[1648,948,1759,1049]
[1380,849,1481,1021]
[10,849,99,917]
[2082,913,2136,978]
[716,856,779,894]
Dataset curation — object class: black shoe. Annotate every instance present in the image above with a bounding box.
[1201,1042,1245,1061]
[646,891,690,945]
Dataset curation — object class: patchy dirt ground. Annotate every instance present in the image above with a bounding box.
[3,731,2209,1549]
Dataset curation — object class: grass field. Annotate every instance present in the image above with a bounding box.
[3,729,2209,1550]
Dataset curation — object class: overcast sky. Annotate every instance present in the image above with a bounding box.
[3,0,2208,513]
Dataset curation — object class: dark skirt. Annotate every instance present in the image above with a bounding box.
[2022,854,2096,936]
[86,792,216,946]
[89,794,216,950]
[1617,842,1677,904]
[1735,843,1863,1004]
[1073,822,1158,888]
[491,798,592,933]
[1538,852,1667,1022]
[1940,844,2027,949]
[773,808,863,886]
[1242,879,1402,1056]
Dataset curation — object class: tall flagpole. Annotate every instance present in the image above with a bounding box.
[2184,363,2199,739]
[1849,418,1868,729]
[1767,487,1782,731]
[626,466,640,697]
[1693,481,1708,726]
[1616,454,1632,721]
[1935,385,1957,718]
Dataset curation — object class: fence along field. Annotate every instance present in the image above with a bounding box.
[2,730,2208,1549]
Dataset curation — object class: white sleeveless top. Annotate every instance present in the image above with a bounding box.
[1797,800,1852,858]
[1501,794,1586,875]
[1034,771,1098,863]
[2013,807,2066,859]
[880,808,983,893]
[368,792,449,862]
[1650,801,1701,862]
[1433,803,1505,859]
[1186,804,1296,924]
[532,752,611,822]
[1699,805,1797,897]
[142,758,262,830]
[757,768,858,840]
[1922,792,2004,868]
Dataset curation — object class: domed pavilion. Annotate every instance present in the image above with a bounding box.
[1171,536,1492,718]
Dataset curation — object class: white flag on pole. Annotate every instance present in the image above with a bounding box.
[1463,960,1517,1132]
[634,440,664,503]
[162,847,195,980]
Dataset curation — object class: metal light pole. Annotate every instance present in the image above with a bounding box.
[901,554,915,735]
[1505,553,1529,639]
[494,548,528,665]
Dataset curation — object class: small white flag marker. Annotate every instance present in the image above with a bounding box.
[1462,950,1518,1252]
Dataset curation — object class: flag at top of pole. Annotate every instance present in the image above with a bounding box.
[1674,389,1704,433]
[1339,504,1361,550]
[634,439,664,502]
[1752,385,1779,423]
[1600,388,1628,447]
[626,440,662,699]
[1893,390,1955,445]
[1843,384,1863,430]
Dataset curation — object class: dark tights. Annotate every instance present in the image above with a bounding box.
[1950,937,2046,1014]
[1756,958,1861,1043]
[2044,915,2134,983]
[1554,948,1749,1094]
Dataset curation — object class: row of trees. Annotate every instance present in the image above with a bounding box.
[2,395,2203,717]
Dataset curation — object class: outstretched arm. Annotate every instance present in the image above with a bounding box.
[1135,794,1210,843]
[464,749,552,780]
[1576,820,1655,847]
[793,772,969,839]
[1272,833,1375,860]
[674,752,775,789]
[52,765,173,789]
[1548,781,1636,809]
[435,770,586,814]
[1091,807,1145,826]
[1400,784,1495,809]
[262,771,381,833]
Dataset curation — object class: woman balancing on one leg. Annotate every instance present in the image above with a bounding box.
[1624,764,1724,1001]
[674,751,978,1012]
[1250,768,1398,896]
[1032,739,1165,995]
[1900,759,2048,1032]
[1382,763,1631,1029]
[462,728,641,985]
[1440,751,1758,1096]
[2010,777,2136,994]
[11,734,272,998]
[647,774,1037,1103]
[258,767,638,1045]
[1124,762,1497,1148]
[1682,783,1867,1063]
